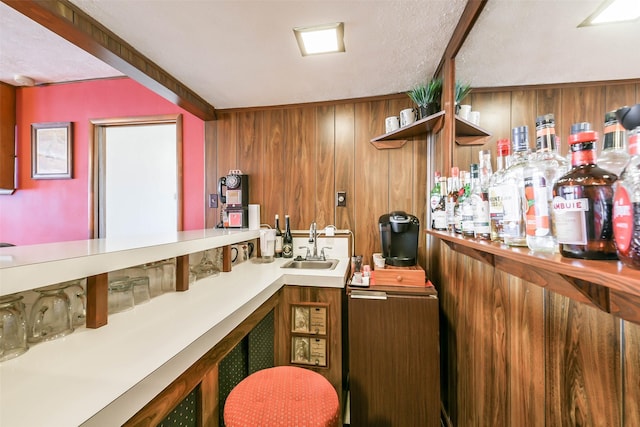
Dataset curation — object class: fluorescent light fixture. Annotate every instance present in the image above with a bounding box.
[294,22,345,56]
[580,0,640,26]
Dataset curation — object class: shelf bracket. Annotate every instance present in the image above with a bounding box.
[443,240,494,266]
[609,289,640,324]
[370,140,408,150]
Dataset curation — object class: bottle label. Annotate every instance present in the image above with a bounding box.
[430,194,440,211]
[553,196,589,245]
[472,193,491,234]
[461,202,474,234]
[282,243,293,258]
[445,199,456,225]
[499,183,522,222]
[613,186,633,253]
[433,211,447,230]
[524,176,551,237]
[275,237,283,253]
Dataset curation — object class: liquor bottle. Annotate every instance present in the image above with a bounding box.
[524,114,569,253]
[453,171,468,234]
[502,126,530,247]
[613,125,640,269]
[446,167,460,232]
[430,171,442,215]
[432,177,448,230]
[598,110,629,177]
[553,128,618,259]
[282,215,294,258]
[461,164,478,237]
[274,214,283,258]
[489,139,511,241]
[472,151,492,240]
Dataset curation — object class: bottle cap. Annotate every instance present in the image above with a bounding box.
[604,110,618,125]
[570,122,592,135]
[511,126,529,152]
[450,166,459,178]
[497,138,510,155]
[568,130,599,145]
[535,114,555,127]
[470,163,479,177]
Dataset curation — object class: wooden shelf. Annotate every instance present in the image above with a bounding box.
[426,229,640,323]
[370,110,445,149]
[455,115,491,145]
[369,110,492,149]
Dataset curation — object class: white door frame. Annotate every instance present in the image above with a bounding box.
[89,114,183,238]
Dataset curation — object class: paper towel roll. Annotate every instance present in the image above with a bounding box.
[249,204,260,230]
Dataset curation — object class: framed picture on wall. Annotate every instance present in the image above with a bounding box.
[31,122,73,179]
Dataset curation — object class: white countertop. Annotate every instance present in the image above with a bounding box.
[0,231,349,427]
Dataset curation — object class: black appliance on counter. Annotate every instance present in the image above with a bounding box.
[217,170,249,228]
[379,211,419,266]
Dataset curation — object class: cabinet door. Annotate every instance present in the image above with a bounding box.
[349,292,440,427]
[0,82,16,191]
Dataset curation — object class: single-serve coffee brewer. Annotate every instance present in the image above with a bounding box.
[379,211,419,266]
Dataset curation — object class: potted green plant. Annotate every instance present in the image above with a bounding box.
[407,78,442,119]
[455,81,472,113]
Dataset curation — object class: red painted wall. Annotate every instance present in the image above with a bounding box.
[0,78,204,245]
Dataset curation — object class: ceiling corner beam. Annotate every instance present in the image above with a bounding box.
[3,0,216,121]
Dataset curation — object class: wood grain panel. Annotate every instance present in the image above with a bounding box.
[536,88,564,155]
[274,286,342,409]
[388,97,415,214]
[604,83,636,125]
[198,365,218,427]
[315,106,335,227]
[0,82,16,190]
[284,107,316,229]
[623,320,640,427]
[545,292,621,427]
[510,89,537,151]
[507,273,545,427]
[263,109,285,225]
[354,100,388,262]
[334,104,355,233]
[560,86,606,138]
[204,121,218,228]
[214,113,238,228]
[237,111,264,208]
[413,133,428,271]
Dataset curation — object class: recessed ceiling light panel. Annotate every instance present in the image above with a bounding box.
[294,22,345,56]
[579,0,640,26]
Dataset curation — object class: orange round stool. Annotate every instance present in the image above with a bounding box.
[223,366,340,427]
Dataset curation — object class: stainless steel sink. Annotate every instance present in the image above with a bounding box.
[281,259,339,270]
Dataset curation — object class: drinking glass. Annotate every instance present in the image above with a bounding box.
[28,283,74,343]
[0,294,29,362]
[190,250,220,280]
[130,276,151,305]
[63,280,87,327]
[108,277,135,314]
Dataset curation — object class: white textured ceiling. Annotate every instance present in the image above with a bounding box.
[457,0,640,87]
[1,1,639,110]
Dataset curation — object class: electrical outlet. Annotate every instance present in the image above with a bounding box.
[209,193,218,208]
[336,191,347,207]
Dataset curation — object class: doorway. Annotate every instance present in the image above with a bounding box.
[90,114,183,238]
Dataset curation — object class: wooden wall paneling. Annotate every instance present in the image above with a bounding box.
[560,86,606,138]
[536,88,564,154]
[315,106,336,228]
[334,104,355,234]
[510,90,538,151]
[284,107,316,229]
[0,82,16,190]
[604,82,637,123]
[204,121,218,228]
[215,113,238,227]
[263,109,285,224]
[545,292,621,426]
[388,97,415,214]
[354,100,388,262]
[468,91,512,171]
[507,274,545,427]
[437,242,457,421]
[623,320,640,427]
[413,133,428,271]
[237,111,264,211]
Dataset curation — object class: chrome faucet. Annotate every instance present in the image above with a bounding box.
[306,222,331,261]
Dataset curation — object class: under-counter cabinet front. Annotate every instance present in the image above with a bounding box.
[274,285,343,408]
[348,285,440,427]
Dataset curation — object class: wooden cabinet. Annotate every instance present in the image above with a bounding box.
[0,82,16,193]
[348,285,440,427]
[274,285,343,407]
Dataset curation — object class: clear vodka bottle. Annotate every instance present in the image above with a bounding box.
[489,139,511,241]
[502,126,530,247]
[598,110,629,177]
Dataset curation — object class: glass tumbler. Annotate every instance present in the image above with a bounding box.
[159,258,176,293]
[130,276,151,305]
[190,250,220,280]
[108,277,135,314]
[0,294,29,362]
[63,280,87,327]
[28,283,74,343]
